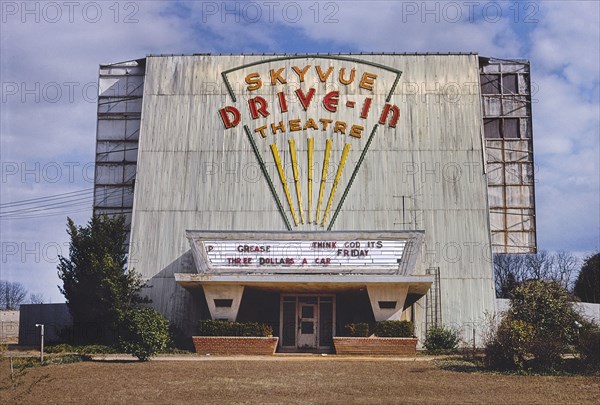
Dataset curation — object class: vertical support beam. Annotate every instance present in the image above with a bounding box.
[202,284,245,321]
[307,138,314,223]
[366,284,409,321]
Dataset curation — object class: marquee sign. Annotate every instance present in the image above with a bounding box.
[203,240,406,268]
[216,55,402,231]
[187,231,424,275]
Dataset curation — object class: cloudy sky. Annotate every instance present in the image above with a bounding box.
[1,1,598,303]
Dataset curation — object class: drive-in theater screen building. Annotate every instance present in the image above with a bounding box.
[93,53,536,351]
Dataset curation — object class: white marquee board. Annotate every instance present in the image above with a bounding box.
[203,240,407,268]
[187,231,424,275]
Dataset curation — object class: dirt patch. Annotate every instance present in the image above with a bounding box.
[1,357,599,404]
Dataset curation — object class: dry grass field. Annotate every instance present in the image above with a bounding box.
[1,356,599,404]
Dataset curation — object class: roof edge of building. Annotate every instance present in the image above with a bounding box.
[144,51,480,57]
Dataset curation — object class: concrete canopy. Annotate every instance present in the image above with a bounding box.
[176,231,433,321]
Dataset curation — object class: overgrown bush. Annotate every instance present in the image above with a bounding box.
[45,344,117,354]
[484,280,583,372]
[485,318,536,369]
[373,320,414,337]
[79,344,118,355]
[344,323,370,337]
[578,326,600,370]
[197,320,273,337]
[423,325,460,354]
[118,307,170,361]
[45,343,74,353]
[510,281,580,344]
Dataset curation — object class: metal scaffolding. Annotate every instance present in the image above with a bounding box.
[480,57,537,254]
[93,59,146,244]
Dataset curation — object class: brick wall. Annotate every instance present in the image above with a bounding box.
[333,337,418,355]
[192,336,279,355]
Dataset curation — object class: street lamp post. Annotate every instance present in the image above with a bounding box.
[35,324,44,363]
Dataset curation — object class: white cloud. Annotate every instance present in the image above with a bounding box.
[533,74,599,155]
[1,1,198,302]
[525,1,600,252]
[530,1,600,86]
[288,1,521,55]
[1,0,598,302]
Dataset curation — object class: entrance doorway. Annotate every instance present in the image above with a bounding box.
[279,294,335,352]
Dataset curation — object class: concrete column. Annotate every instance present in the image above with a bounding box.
[367,284,409,321]
[202,284,245,321]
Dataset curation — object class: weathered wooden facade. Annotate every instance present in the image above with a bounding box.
[93,54,535,349]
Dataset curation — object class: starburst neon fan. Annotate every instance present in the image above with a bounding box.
[218,55,402,230]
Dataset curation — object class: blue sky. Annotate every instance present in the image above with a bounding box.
[1,0,599,303]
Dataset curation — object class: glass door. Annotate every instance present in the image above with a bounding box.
[279,294,336,351]
[297,303,318,349]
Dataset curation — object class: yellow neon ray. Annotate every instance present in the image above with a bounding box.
[270,143,298,226]
[288,139,305,224]
[316,139,332,223]
[307,138,314,224]
[321,143,351,227]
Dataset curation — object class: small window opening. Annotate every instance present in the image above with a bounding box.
[378,301,397,309]
[214,299,233,308]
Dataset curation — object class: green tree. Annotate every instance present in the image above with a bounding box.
[574,253,600,303]
[57,215,147,344]
[118,307,170,361]
[485,280,582,371]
